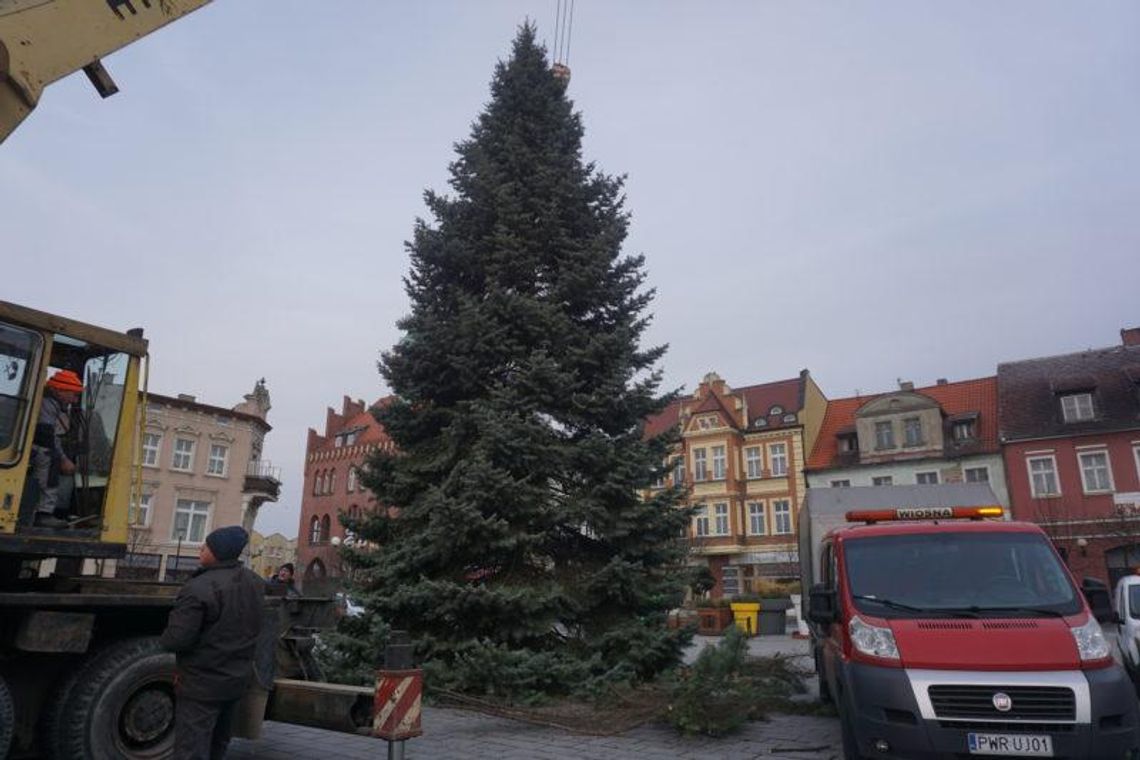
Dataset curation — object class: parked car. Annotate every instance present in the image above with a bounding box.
[1113,575,1140,692]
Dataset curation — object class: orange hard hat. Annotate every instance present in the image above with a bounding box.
[46,369,83,393]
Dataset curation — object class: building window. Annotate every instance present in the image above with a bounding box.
[171,438,195,472]
[773,500,792,535]
[328,470,336,494]
[714,503,729,535]
[347,467,357,493]
[695,505,710,537]
[830,479,851,488]
[872,475,893,486]
[916,471,939,485]
[321,515,331,543]
[838,434,858,453]
[746,447,762,478]
[1028,455,1060,497]
[309,516,321,545]
[1135,446,1140,483]
[953,421,976,441]
[748,502,766,535]
[1060,393,1094,423]
[207,444,228,476]
[964,466,989,483]
[694,449,708,481]
[904,418,923,447]
[312,472,321,496]
[653,466,666,489]
[173,499,210,543]
[769,443,788,477]
[142,433,161,467]
[1078,450,1113,493]
[875,421,895,450]
[672,457,685,485]
[712,446,726,480]
[134,493,152,526]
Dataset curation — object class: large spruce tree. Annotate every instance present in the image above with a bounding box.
[341,25,691,699]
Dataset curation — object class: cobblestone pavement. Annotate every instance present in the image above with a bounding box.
[229,709,841,760]
[229,634,838,759]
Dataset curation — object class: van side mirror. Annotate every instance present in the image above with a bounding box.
[1081,577,1114,624]
[808,584,838,626]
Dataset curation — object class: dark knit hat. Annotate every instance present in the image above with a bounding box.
[205,526,248,562]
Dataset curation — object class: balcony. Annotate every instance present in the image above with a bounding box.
[244,460,282,501]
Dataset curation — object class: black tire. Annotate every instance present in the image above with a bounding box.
[0,674,14,760]
[50,637,177,760]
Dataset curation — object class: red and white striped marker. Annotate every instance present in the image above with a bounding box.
[373,668,423,741]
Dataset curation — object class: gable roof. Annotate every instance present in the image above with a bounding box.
[998,343,1140,442]
[806,376,999,470]
[643,375,804,439]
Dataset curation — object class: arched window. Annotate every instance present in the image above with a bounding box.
[321,514,331,543]
[309,516,321,545]
[347,467,357,493]
[329,470,337,494]
[312,471,320,496]
[305,559,326,580]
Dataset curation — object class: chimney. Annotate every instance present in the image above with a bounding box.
[898,380,914,391]
[936,378,948,386]
[1122,327,1140,347]
[177,393,196,402]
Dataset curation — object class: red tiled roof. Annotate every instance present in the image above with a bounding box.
[806,377,998,470]
[644,398,682,439]
[737,378,803,425]
[643,376,804,439]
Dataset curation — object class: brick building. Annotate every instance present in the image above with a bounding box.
[998,327,1140,586]
[645,370,827,597]
[296,395,394,592]
[805,376,1009,507]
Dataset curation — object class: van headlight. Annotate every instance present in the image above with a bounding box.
[850,615,899,660]
[1071,617,1110,661]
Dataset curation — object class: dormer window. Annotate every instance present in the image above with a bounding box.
[837,433,858,453]
[903,417,923,447]
[952,420,976,441]
[874,421,895,450]
[769,405,783,416]
[1060,392,1094,422]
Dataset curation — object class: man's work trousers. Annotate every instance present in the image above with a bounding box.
[174,696,239,760]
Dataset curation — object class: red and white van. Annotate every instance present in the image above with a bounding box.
[802,499,1140,759]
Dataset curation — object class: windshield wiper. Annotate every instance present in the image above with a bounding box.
[851,595,978,617]
[952,606,1066,618]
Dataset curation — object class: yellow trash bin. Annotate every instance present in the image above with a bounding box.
[730,602,760,636]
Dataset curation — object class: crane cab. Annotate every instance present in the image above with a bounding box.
[0,301,145,567]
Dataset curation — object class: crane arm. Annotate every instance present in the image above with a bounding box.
[0,0,211,143]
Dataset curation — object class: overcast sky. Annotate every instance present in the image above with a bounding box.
[3,2,1137,538]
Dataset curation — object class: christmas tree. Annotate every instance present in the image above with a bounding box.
[341,24,691,700]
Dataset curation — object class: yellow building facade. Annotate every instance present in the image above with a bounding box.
[646,370,827,597]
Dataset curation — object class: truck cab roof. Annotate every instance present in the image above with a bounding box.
[829,518,1046,542]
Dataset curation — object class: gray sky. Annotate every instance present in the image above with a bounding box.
[3,2,1137,537]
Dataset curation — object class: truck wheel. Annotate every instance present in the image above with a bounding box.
[0,674,14,759]
[51,637,176,760]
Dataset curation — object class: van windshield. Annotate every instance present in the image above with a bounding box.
[844,531,1081,618]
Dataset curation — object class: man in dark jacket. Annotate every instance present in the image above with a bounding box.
[161,525,265,759]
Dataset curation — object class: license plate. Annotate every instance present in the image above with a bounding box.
[968,733,1053,756]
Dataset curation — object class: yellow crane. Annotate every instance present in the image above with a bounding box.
[0,0,212,143]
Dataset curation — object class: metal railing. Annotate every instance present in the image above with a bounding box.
[246,460,282,482]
